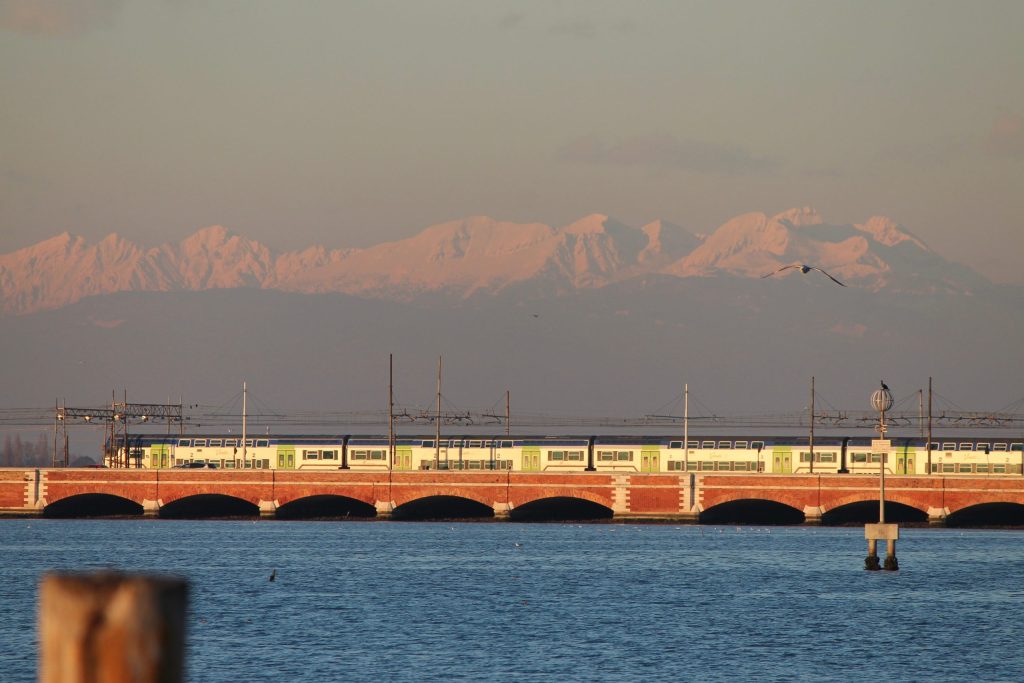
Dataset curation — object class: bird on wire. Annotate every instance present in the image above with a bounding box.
[761,263,846,287]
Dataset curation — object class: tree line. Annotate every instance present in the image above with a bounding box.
[1,433,95,467]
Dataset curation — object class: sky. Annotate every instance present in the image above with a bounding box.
[2,0,1023,281]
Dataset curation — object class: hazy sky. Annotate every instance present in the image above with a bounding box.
[2,1,1023,280]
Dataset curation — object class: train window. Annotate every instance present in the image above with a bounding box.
[701,441,715,449]
[370,450,386,460]
[223,439,236,447]
[751,441,765,450]
[869,454,888,463]
[195,439,207,447]
[351,450,367,460]
[598,451,615,461]
[716,462,731,471]
[942,463,955,473]
[245,439,254,447]
[1012,444,1024,452]
[422,440,435,448]
[718,441,732,449]
[209,439,222,447]
[732,462,747,471]
[976,464,990,473]
[959,443,973,451]
[957,464,973,473]
[256,440,269,448]
[616,451,632,461]
[667,461,682,471]
[699,461,714,471]
[304,450,319,459]
[820,453,836,463]
[927,442,941,451]
[567,451,584,461]
[977,443,991,453]
[177,439,191,447]
[941,443,955,451]
[500,441,513,449]
[931,463,939,473]
[468,440,482,448]
[686,461,698,471]
[449,440,462,448]
[993,443,1008,451]
[735,441,748,449]
[549,451,565,461]
[994,464,1007,473]
[669,441,683,449]
[852,453,867,463]
[322,450,337,460]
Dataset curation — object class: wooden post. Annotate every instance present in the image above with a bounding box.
[39,573,187,683]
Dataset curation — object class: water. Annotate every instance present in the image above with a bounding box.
[2,521,1024,682]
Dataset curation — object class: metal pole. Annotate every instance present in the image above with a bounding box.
[434,356,441,469]
[918,389,924,439]
[241,381,247,469]
[809,376,815,474]
[927,377,933,474]
[53,399,58,468]
[684,383,689,473]
[388,354,394,471]
[880,403,886,524]
[505,390,510,438]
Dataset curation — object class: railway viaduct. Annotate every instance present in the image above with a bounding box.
[3,469,1024,525]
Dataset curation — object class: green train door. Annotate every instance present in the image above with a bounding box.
[641,448,660,473]
[151,445,170,469]
[522,447,541,471]
[395,446,413,470]
[773,448,792,474]
[897,447,915,475]
[277,447,296,470]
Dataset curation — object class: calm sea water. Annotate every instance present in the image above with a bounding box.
[2,520,1023,682]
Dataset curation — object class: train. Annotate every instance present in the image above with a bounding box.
[108,433,1024,476]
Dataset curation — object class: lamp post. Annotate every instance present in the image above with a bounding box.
[865,381,898,571]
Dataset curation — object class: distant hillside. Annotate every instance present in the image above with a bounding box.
[0,208,989,315]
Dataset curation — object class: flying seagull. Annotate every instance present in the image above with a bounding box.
[761,264,846,287]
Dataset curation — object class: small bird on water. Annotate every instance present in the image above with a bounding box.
[761,263,846,287]
[269,569,276,582]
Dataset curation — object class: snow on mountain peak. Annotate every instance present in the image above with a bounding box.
[0,210,987,314]
[772,206,823,227]
[855,216,928,250]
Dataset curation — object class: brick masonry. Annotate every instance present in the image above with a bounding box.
[3,469,1024,519]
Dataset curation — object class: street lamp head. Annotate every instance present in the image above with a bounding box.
[870,386,894,413]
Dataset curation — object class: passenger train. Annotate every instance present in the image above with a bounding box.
[109,434,1024,476]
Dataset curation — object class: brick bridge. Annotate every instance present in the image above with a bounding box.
[3,469,1024,525]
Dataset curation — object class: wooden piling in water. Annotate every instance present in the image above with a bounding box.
[39,572,187,683]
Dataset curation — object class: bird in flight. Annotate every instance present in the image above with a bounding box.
[761,264,846,287]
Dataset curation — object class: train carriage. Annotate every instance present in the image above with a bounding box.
[108,434,1024,476]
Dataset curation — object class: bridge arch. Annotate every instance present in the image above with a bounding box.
[946,502,1024,528]
[700,499,805,525]
[821,500,928,525]
[43,493,143,518]
[159,494,260,519]
[510,496,613,522]
[392,495,494,521]
[276,495,377,520]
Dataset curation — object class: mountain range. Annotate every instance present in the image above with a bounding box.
[0,208,990,316]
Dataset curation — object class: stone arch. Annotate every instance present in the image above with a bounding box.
[700,498,805,525]
[946,502,1024,528]
[509,496,614,522]
[391,495,494,520]
[159,494,260,519]
[275,495,377,520]
[821,499,928,525]
[824,493,930,516]
[44,493,143,518]
[516,489,614,511]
